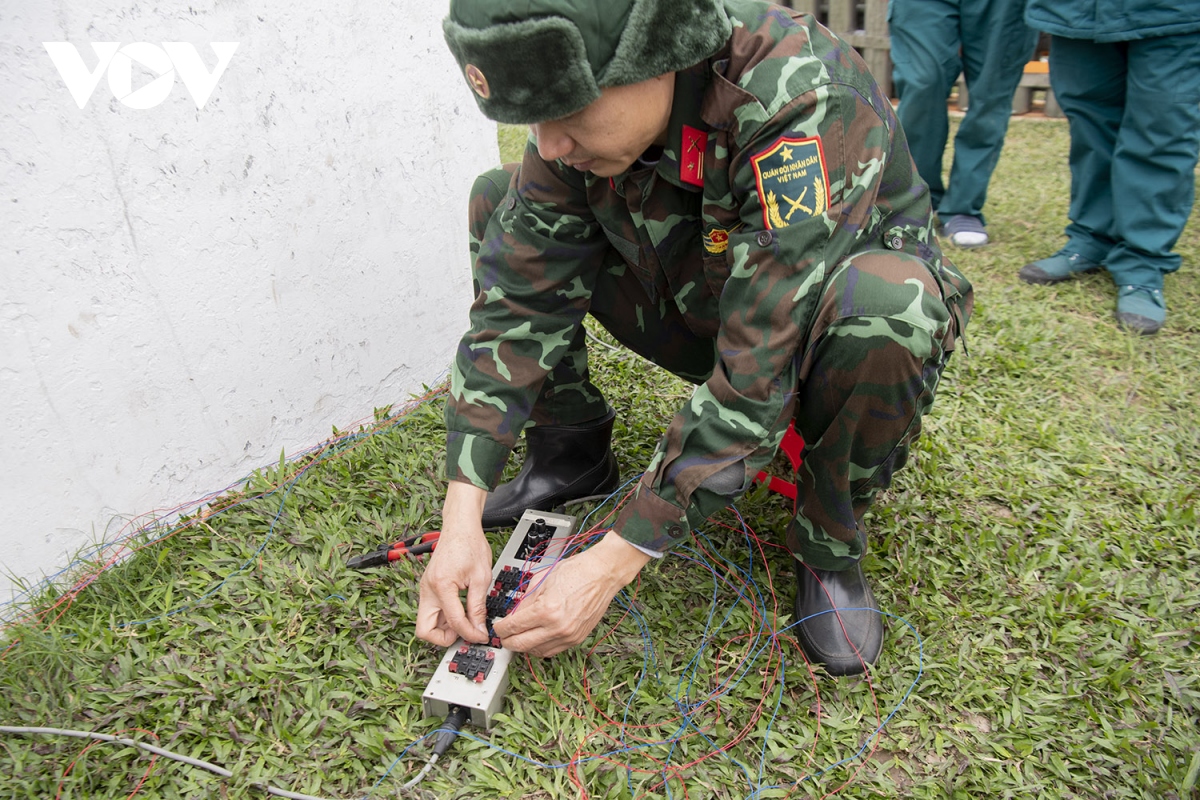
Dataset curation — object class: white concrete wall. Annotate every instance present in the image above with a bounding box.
[0,0,498,602]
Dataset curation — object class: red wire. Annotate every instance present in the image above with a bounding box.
[3,388,449,654]
[55,728,160,800]
[17,388,893,796]
[519,506,888,799]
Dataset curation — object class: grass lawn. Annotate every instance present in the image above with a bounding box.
[1,117,1197,800]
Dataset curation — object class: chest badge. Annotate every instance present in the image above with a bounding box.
[750,135,829,229]
[703,225,739,255]
[680,125,707,188]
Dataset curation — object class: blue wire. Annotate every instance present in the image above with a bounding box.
[389,522,924,798]
[1,390,442,631]
[654,516,778,796]
[7,379,922,796]
[114,478,299,628]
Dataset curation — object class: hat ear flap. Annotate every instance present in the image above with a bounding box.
[443,16,602,124]
[598,0,733,87]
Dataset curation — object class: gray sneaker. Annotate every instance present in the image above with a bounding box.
[940,214,989,248]
[1018,250,1102,285]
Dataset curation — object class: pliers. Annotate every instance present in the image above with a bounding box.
[347,531,440,570]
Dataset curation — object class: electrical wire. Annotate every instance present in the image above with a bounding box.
[502,503,919,800]
[3,385,921,798]
[584,327,624,353]
[0,726,233,778]
[400,705,468,793]
[0,726,348,800]
[399,754,439,792]
[6,505,919,799]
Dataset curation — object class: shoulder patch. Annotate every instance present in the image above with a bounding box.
[750,135,829,229]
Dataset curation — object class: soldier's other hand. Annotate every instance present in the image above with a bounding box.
[493,530,652,657]
[415,483,492,647]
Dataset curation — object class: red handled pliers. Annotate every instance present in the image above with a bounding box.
[346,531,440,570]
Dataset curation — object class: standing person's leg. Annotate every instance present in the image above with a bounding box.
[939,0,1037,244]
[1104,31,1200,334]
[1019,36,1125,284]
[889,0,963,211]
[787,250,966,675]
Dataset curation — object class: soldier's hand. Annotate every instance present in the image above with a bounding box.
[415,483,492,647]
[493,530,652,657]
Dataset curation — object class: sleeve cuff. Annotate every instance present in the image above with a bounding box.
[626,541,665,559]
[444,431,513,491]
[613,476,693,553]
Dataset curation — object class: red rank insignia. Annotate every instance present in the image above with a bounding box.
[681,125,707,188]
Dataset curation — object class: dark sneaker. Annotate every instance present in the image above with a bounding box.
[1115,285,1165,335]
[794,562,883,676]
[939,214,989,248]
[1018,250,1101,285]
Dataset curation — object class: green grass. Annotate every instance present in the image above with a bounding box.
[1,117,1197,800]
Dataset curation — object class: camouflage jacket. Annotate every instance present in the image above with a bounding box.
[445,0,972,552]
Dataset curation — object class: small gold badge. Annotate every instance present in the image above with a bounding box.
[703,226,732,255]
[465,64,490,99]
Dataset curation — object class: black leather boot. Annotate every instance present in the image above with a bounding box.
[794,562,884,676]
[480,408,621,529]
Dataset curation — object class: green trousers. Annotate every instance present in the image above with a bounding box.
[889,0,1037,222]
[1050,33,1200,289]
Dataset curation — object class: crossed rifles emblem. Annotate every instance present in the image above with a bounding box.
[780,186,814,220]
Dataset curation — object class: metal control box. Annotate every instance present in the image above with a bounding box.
[421,509,576,728]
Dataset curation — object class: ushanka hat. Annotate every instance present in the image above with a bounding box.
[443,0,732,124]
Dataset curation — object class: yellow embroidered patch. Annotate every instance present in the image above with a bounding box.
[750,135,829,230]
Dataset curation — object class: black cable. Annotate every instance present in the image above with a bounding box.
[430,705,469,758]
[401,705,470,792]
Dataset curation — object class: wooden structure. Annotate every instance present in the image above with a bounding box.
[1012,60,1062,117]
[958,61,1063,118]
[780,0,892,97]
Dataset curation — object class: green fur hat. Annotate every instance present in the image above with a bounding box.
[443,0,732,124]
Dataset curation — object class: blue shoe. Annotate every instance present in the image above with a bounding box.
[1018,250,1102,285]
[1115,285,1165,335]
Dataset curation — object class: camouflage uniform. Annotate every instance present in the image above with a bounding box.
[445,0,973,570]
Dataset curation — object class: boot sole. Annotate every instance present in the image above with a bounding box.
[1018,265,1101,285]
[480,460,621,530]
[1115,312,1162,336]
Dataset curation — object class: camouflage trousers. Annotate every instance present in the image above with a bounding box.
[469,165,964,570]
